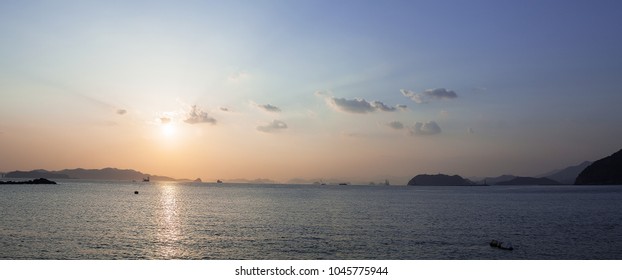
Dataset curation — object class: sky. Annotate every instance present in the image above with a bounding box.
[1,0,621,184]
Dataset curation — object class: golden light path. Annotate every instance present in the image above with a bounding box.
[156,184,182,258]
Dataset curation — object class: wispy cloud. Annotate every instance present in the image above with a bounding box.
[116,109,127,115]
[160,117,171,124]
[386,121,405,130]
[401,88,458,104]
[220,107,229,112]
[409,121,442,135]
[257,120,288,133]
[184,105,216,124]
[257,103,281,113]
[316,91,403,114]
[228,71,250,82]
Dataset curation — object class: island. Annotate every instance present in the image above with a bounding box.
[0,178,57,185]
[575,148,622,185]
[407,174,475,186]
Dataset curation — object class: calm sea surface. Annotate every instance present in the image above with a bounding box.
[1,181,621,259]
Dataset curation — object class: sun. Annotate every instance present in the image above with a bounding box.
[161,123,176,137]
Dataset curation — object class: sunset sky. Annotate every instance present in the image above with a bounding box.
[1,1,621,184]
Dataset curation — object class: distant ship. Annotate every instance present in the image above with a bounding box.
[385,179,390,186]
[216,179,223,183]
[142,177,150,182]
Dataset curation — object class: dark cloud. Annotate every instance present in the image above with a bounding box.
[397,104,408,110]
[386,121,405,130]
[184,105,216,124]
[258,104,281,112]
[116,109,127,115]
[425,88,458,99]
[220,107,229,112]
[409,121,442,135]
[257,120,288,133]
[330,97,375,113]
[401,88,458,103]
[320,94,402,114]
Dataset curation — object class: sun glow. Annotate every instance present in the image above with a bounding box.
[161,123,176,137]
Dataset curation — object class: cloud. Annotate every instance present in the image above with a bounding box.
[401,88,458,103]
[371,101,399,112]
[409,121,442,135]
[386,121,405,130]
[314,90,330,97]
[116,109,127,115]
[397,104,408,110]
[257,120,288,133]
[330,97,376,113]
[220,107,229,112]
[160,117,171,124]
[401,89,425,104]
[318,92,402,114]
[184,105,216,124]
[425,88,458,99]
[257,104,281,113]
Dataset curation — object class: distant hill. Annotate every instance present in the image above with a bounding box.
[408,174,474,186]
[5,168,179,181]
[478,175,516,185]
[540,161,592,185]
[229,178,278,184]
[5,170,70,179]
[496,176,561,185]
[575,149,622,185]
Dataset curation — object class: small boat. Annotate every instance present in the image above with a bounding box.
[216,179,223,183]
[338,183,349,185]
[490,239,513,250]
[385,179,390,186]
[142,177,150,182]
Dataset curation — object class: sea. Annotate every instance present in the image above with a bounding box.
[1,181,621,260]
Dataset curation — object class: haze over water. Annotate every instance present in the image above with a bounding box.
[1,181,621,259]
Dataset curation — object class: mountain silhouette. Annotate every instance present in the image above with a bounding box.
[575,149,622,185]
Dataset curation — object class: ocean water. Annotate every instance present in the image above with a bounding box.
[1,181,621,259]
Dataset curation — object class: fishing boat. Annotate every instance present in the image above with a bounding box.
[142,177,150,182]
[490,239,513,250]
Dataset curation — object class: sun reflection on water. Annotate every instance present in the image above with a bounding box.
[156,184,182,258]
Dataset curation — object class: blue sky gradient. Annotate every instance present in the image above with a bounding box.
[1,1,621,183]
